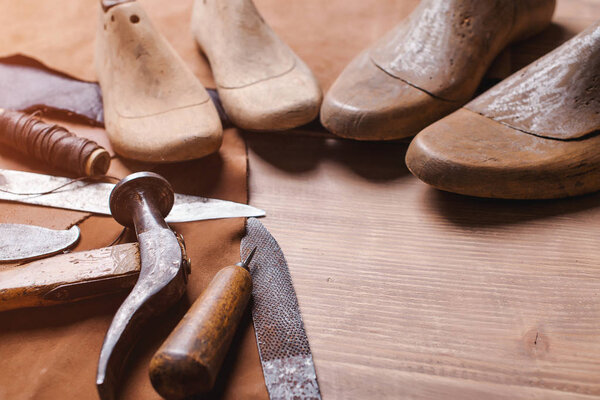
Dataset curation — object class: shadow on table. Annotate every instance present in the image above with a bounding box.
[426,188,600,228]
[242,21,580,186]
[244,131,410,183]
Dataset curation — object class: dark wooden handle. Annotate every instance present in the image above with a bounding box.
[0,109,110,176]
[149,265,252,399]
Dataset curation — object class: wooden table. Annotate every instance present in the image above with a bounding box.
[247,1,600,398]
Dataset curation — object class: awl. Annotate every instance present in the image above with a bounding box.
[149,248,257,398]
[0,169,264,222]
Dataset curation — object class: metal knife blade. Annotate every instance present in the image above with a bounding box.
[0,223,79,262]
[242,218,322,400]
[0,169,265,223]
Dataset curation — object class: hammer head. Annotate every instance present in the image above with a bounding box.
[109,171,174,229]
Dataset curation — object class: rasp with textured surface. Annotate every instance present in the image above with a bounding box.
[242,218,322,400]
[0,169,265,223]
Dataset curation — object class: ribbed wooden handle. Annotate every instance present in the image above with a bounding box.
[149,265,252,399]
[0,109,110,176]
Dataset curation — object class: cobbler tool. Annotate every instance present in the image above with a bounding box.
[0,223,79,263]
[0,165,263,309]
[321,0,555,140]
[96,0,222,162]
[96,172,189,400]
[0,169,265,222]
[0,195,319,399]
[149,218,322,400]
[243,218,321,400]
[149,248,257,399]
[191,0,322,131]
[0,109,110,176]
[406,21,600,199]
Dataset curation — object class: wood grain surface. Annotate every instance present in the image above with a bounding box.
[319,0,555,141]
[191,0,322,131]
[96,1,222,162]
[150,265,253,398]
[246,1,600,398]
[0,243,140,311]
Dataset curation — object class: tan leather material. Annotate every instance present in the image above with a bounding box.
[406,108,600,199]
[0,0,267,398]
[96,1,223,162]
[467,21,600,140]
[0,0,415,91]
[191,0,322,131]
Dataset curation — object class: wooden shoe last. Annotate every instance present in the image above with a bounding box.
[96,1,222,162]
[321,0,555,140]
[406,22,600,199]
[191,0,322,131]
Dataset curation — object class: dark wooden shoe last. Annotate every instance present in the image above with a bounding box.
[320,0,555,140]
[406,21,600,199]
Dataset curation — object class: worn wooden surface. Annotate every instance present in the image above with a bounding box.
[150,265,253,399]
[0,244,140,311]
[320,0,555,140]
[406,20,600,199]
[96,1,222,162]
[191,0,322,131]
[247,1,600,398]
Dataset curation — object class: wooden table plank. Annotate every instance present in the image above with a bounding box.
[248,1,600,399]
[247,129,600,399]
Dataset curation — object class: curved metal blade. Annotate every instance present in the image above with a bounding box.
[0,223,79,262]
[0,169,266,222]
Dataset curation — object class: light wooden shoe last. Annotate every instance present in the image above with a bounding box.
[321,0,555,140]
[191,0,322,131]
[406,22,600,199]
[95,0,222,162]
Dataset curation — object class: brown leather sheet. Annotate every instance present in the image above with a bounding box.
[0,0,267,399]
[0,55,104,125]
[0,126,267,399]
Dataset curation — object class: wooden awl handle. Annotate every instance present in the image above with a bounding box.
[149,259,253,399]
